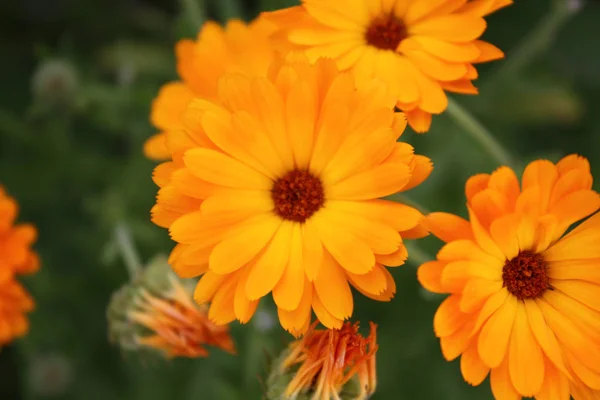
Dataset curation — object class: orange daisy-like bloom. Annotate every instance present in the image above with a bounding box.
[0,186,38,347]
[143,17,278,161]
[0,279,34,346]
[0,186,40,279]
[128,273,235,358]
[418,154,600,399]
[151,57,432,335]
[280,321,377,400]
[264,0,512,133]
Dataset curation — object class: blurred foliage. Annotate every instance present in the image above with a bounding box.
[1,0,600,399]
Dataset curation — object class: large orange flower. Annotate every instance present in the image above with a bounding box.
[143,17,278,161]
[151,57,432,336]
[263,0,512,133]
[418,154,600,399]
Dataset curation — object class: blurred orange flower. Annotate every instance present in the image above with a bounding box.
[280,321,377,400]
[151,57,431,335]
[0,186,38,346]
[0,279,34,346]
[129,274,235,358]
[418,154,600,399]
[143,17,278,161]
[263,0,512,133]
[0,186,39,279]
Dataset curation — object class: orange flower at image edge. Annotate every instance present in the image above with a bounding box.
[151,57,432,336]
[143,17,278,161]
[0,187,39,346]
[418,154,600,399]
[264,0,512,132]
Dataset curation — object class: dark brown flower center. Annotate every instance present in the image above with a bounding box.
[271,170,325,223]
[365,16,407,51]
[502,251,550,299]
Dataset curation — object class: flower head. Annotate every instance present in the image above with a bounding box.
[263,0,512,133]
[143,17,278,161]
[151,57,432,335]
[0,186,38,347]
[0,186,39,279]
[418,154,600,399]
[268,321,377,400]
[107,255,235,358]
[0,279,34,346]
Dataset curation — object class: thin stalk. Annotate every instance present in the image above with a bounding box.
[114,223,142,281]
[404,242,434,267]
[486,0,582,87]
[446,98,514,168]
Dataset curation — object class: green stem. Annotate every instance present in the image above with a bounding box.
[114,223,142,281]
[484,0,582,88]
[446,98,515,168]
[404,242,434,267]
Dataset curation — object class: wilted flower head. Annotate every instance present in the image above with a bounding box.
[107,255,235,358]
[267,321,377,400]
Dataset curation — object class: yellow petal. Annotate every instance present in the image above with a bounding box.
[489,213,520,260]
[327,200,423,232]
[404,108,432,133]
[194,270,227,304]
[273,224,305,311]
[477,293,517,368]
[548,258,600,285]
[426,212,474,243]
[411,36,480,62]
[467,206,506,261]
[535,361,570,400]
[460,278,503,313]
[234,269,259,324]
[410,15,486,42]
[286,80,316,170]
[327,162,411,200]
[245,221,294,300]
[144,133,170,161]
[201,189,273,214]
[508,304,545,396]
[209,214,282,274]
[460,341,489,386]
[490,356,521,400]
[544,212,600,261]
[313,252,353,320]
[549,190,600,235]
[433,295,467,337]
[313,213,375,274]
[312,290,344,330]
[208,277,237,325]
[522,159,558,212]
[302,219,324,281]
[417,260,446,294]
[278,280,313,337]
[346,264,388,295]
[184,148,272,190]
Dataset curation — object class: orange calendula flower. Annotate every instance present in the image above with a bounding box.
[108,255,235,358]
[263,0,512,133]
[0,186,38,347]
[0,279,34,346]
[0,186,40,279]
[269,321,377,400]
[143,17,278,161]
[418,154,600,399]
[151,57,432,335]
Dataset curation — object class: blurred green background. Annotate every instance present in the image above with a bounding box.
[1,0,599,399]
